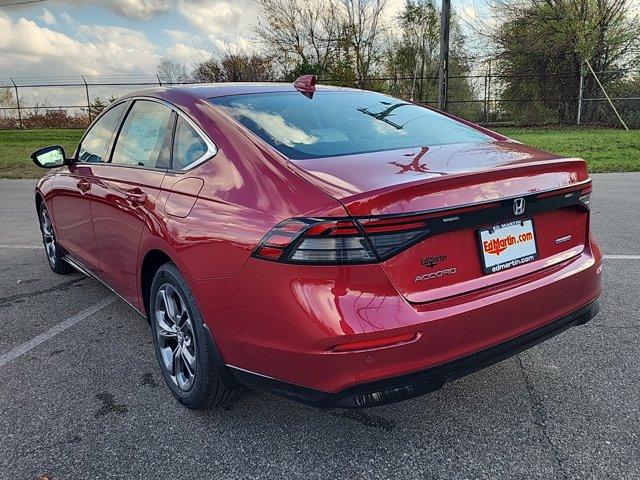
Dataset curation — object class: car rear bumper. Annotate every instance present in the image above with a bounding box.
[229,298,600,408]
[190,235,602,406]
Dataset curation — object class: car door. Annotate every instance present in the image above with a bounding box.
[50,102,127,271]
[89,99,175,305]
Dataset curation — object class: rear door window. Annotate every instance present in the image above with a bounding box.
[111,100,174,169]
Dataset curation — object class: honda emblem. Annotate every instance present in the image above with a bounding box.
[513,197,526,215]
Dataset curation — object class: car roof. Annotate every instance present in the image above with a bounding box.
[122,82,360,102]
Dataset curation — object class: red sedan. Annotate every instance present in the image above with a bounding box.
[31,77,602,409]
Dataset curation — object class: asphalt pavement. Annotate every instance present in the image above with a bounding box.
[0,174,638,480]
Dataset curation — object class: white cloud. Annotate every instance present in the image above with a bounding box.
[45,0,258,22]
[0,13,158,77]
[163,29,191,42]
[177,0,246,35]
[60,12,75,26]
[166,42,212,68]
[170,0,263,62]
[207,34,253,54]
[42,0,171,20]
[462,4,477,21]
[107,0,171,19]
[39,8,56,25]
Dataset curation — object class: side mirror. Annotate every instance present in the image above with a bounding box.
[31,146,67,168]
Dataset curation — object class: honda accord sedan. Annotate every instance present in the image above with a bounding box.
[31,76,602,409]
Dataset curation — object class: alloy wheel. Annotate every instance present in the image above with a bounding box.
[154,284,197,392]
[40,209,57,266]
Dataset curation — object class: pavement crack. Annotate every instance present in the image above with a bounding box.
[0,277,85,305]
[517,355,568,479]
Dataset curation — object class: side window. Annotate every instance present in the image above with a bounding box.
[172,116,208,170]
[112,100,174,169]
[77,102,126,163]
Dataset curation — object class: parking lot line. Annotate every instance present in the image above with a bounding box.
[603,254,640,260]
[0,297,115,367]
[0,244,42,249]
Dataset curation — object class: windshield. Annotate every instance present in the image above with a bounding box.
[210,91,489,160]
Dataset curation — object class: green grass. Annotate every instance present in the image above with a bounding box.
[496,127,640,173]
[0,127,638,178]
[0,129,83,179]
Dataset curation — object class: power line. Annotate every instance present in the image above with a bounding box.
[0,0,45,6]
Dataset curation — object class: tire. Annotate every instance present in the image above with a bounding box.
[149,262,240,409]
[38,202,73,275]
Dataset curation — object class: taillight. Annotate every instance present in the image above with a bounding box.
[359,215,430,258]
[252,215,431,265]
[252,218,376,264]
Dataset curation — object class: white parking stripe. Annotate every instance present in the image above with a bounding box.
[0,297,115,367]
[0,244,42,249]
[603,255,640,260]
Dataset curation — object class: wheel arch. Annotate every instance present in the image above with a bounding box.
[35,191,44,213]
[139,248,174,318]
[139,245,240,390]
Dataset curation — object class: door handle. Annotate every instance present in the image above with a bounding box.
[77,179,91,193]
[125,191,148,206]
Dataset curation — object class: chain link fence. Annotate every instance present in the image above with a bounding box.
[1,69,638,130]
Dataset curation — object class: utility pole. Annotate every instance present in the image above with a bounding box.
[437,0,451,111]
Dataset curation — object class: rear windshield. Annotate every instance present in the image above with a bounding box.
[210,91,489,159]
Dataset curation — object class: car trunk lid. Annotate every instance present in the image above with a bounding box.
[289,140,591,303]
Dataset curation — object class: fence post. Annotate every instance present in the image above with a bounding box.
[484,71,489,123]
[10,77,22,129]
[577,69,584,125]
[82,76,91,124]
[486,60,492,124]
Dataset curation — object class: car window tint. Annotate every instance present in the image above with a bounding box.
[172,117,208,169]
[77,102,126,163]
[211,91,490,160]
[112,100,174,169]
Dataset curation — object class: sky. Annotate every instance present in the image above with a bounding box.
[0,0,492,83]
[0,0,263,81]
[0,0,636,108]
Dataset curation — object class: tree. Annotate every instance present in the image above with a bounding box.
[192,53,276,82]
[254,0,389,84]
[0,87,17,127]
[491,0,640,124]
[340,0,388,87]
[254,0,342,76]
[381,0,479,119]
[0,87,15,108]
[383,0,440,99]
[157,57,190,84]
[89,95,118,118]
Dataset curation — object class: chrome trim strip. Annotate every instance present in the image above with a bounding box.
[62,255,146,318]
[225,364,277,380]
[75,95,218,172]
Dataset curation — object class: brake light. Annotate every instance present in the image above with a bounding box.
[252,219,375,264]
[252,215,431,265]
